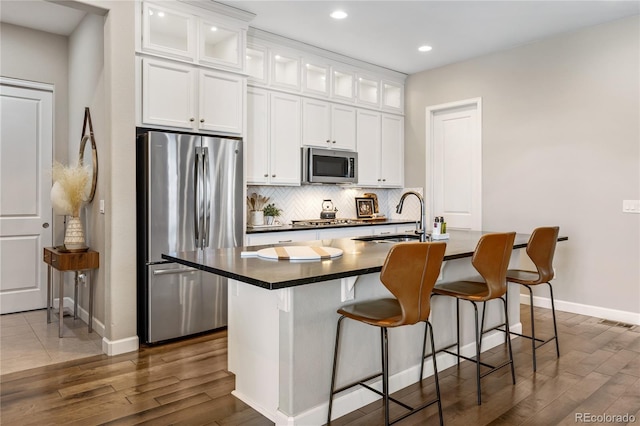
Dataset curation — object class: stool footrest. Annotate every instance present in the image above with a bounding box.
[439,349,497,370]
[495,325,557,349]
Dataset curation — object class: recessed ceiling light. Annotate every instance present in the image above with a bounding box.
[157,11,165,18]
[210,26,218,32]
[330,10,348,20]
[418,45,433,52]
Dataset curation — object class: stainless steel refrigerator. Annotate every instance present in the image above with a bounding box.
[136,130,242,344]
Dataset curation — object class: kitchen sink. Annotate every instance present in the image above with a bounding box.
[352,233,421,243]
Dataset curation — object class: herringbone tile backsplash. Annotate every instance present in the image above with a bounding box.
[247,185,423,225]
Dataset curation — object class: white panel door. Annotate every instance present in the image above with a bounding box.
[142,58,195,129]
[302,98,330,148]
[430,101,481,230]
[199,69,244,134]
[0,79,53,313]
[246,87,270,184]
[356,110,381,186]
[331,104,356,150]
[380,114,404,187]
[270,92,301,185]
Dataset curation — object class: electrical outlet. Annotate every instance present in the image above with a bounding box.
[99,199,105,214]
[622,200,640,213]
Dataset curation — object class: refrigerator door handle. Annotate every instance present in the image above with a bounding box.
[153,267,199,275]
[203,147,211,248]
[194,149,201,247]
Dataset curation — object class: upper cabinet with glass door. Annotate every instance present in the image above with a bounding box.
[382,81,404,113]
[246,44,268,85]
[356,74,380,107]
[303,59,329,97]
[271,50,301,91]
[142,3,196,61]
[331,67,355,102]
[198,18,244,71]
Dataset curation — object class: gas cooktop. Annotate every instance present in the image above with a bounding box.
[291,218,367,227]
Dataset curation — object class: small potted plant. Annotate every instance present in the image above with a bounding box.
[262,203,282,225]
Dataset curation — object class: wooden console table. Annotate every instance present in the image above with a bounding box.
[43,247,99,337]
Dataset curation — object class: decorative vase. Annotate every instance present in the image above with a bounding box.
[265,215,275,225]
[250,210,264,226]
[64,216,87,251]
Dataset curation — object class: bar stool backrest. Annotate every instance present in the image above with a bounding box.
[379,242,446,325]
[471,232,516,300]
[526,226,560,283]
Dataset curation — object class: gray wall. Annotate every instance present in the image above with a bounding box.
[405,16,639,316]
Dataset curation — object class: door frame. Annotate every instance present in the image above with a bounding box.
[425,97,482,230]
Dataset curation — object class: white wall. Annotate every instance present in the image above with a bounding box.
[405,16,640,321]
[68,13,106,327]
[0,22,69,244]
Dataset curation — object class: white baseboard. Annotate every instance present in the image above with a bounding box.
[280,322,522,426]
[519,294,640,326]
[102,335,139,356]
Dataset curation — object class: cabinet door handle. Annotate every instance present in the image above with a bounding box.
[332,140,336,144]
[278,240,292,243]
[272,174,276,178]
[189,117,195,122]
[382,178,386,182]
[264,173,268,177]
[326,139,331,144]
[200,119,205,123]
[42,222,49,228]
[377,178,381,182]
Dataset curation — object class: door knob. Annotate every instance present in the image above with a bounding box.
[42,222,50,228]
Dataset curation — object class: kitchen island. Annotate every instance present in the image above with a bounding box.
[163,230,566,425]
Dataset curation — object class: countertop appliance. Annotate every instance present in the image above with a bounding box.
[320,199,337,219]
[301,147,357,184]
[136,130,242,344]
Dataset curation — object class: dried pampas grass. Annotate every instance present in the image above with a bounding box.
[52,162,90,217]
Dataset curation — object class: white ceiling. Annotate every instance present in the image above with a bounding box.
[0,1,87,36]
[221,0,640,74]
[1,1,638,74]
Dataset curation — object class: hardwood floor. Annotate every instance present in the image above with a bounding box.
[1,305,638,425]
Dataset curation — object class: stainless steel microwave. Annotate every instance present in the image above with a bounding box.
[301,147,358,184]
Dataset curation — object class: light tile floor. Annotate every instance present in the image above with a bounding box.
[0,309,103,375]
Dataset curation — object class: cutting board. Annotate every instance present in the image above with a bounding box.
[243,246,343,261]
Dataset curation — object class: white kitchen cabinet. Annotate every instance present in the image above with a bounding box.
[317,227,372,240]
[198,17,244,71]
[382,81,404,113]
[246,230,317,246]
[198,69,244,134]
[356,74,380,107]
[142,3,195,61]
[142,58,243,134]
[331,67,355,102]
[302,60,329,96]
[271,50,301,91]
[142,58,196,129]
[380,114,404,187]
[247,87,301,185]
[302,99,356,150]
[356,110,404,187]
[247,44,268,84]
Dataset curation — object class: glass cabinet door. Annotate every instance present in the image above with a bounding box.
[247,45,268,84]
[199,20,242,69]
[382,81,404,112]
[271,52,300,90]
[332,69,355,101]
[357,75,380,107]
[303,61,329,96]
[142,3,195,60]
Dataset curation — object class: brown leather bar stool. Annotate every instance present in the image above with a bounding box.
[483,226,560,372]
[327,242,446,426]
[431,232,516,405]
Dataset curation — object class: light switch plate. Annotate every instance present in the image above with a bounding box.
[99,199,105,214]
[622,200,640,214]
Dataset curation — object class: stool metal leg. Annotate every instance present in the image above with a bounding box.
[456,298,461,366]
[548,282,560,358]
[327,316,345,424]
[501,296,516,384]
[381,327,390,426]
[74,271,79,320]
[47,265,52,324]
[472,301,482,405]
[88,271,94,333]
[426,321,444,426]
[58,271,64,338]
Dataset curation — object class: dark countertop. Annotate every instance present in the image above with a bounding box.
[163,230,568,290]
[246,219,416,234]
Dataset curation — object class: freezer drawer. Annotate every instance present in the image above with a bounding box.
[148,263,227,343]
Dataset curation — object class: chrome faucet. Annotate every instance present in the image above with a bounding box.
[396,191,428,242]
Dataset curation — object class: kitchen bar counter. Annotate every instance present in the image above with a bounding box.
[163,230,548,289]
[163,230,567,425]
[245,218,415,233]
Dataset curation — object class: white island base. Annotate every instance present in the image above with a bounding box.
[227,256,522,426]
